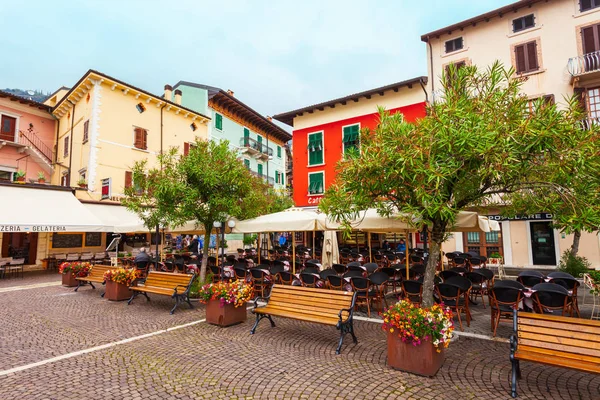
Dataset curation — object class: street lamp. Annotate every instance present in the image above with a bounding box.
[214,219,236,280]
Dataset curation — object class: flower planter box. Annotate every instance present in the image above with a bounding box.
[387,331,446,377]
[206,299,247,327]
[488,257,503,265]
[104,280,132,301]
[62,271,78,287]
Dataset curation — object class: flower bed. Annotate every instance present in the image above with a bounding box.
[103,268,140,301]
[199,280,253,327]
[59,262,91,287]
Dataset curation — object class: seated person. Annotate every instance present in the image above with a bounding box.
[134,247,152,264]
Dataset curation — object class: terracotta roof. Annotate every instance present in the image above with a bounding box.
[0,90,52,112]
[173,81,292,143]
[53,70,211,121]
[272,76,428,126]
[421,0,545,41]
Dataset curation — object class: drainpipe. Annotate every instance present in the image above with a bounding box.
[67,100,76,186]
[156,102,166,267]
[419,78,429,105]
[427,36,435,99]
[53,119,60,164]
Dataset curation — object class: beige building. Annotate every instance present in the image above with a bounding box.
[422,0,600,268]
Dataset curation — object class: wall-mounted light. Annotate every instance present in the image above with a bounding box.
[136,103,146,113]
[190,122,197,131]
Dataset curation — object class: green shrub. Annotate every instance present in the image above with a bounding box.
[188,272,213,298]
[557,251,591,278]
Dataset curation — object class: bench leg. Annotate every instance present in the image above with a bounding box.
[250,314,275,334]
[336,321,356,355]
[127,291,139,305]
[170,297,180,315]
[349,321,358,344]
[74,280,83,292]
[511,359,519,398]
[89,282,96,290]
[186,294,194,309]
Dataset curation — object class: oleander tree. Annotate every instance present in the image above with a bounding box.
[320,62,600,307]
[123,139,293,282]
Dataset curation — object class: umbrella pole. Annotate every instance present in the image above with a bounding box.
[312,232,315,259]
[257,233,261,264]
[368,232,372,263]
[292,233,296,275]
[405,229,410,280]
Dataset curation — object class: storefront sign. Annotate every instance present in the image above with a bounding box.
[0,225,67,232]
[101,178,111,200]
[487,213,553,221]
[307,196,323,205]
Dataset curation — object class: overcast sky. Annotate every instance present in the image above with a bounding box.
[1,0,511,121]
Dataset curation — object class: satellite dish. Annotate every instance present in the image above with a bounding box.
[26,90,35,95]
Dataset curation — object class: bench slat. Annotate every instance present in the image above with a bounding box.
[515,350,600,374]
[518,331,600,351]
[519,338,600,358]
[76,277,105,283]
[518,317,600,336]
[273,285,353,299]
[130,286,174,295]
[255,307,339,326]
[518,312,600,328]
[264,302,349,321]
[518,345,600,365]
[270,289,353,304]
[269,292,352,309]
[518,324,600,344]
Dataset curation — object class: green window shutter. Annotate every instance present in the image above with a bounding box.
[281,173,284,186]
[309,173,324,194]
[277,145,281,158]
[343,125,359,153]
[257,164,263,175]
[308,132,323,165]
[257,135,262,144]
[244,159,250,168]
[215,114,223,130]
[275,171,280,184]
[243,128,250,145]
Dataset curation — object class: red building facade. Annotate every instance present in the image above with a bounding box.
[274,77,428,207]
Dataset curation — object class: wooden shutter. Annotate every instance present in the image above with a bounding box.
[133,128,142,149]
[184,142,190,156]
[83,120,89,142]
[275,171,279,184]
[257,164,263,176]
[142,129,148,150]
[64,136,69,157]
[277,146,281,157]
[574,87,587,112]
[515,44,526,73]
[125,171,132,189]
[526,42,538,71]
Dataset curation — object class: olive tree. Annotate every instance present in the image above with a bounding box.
[320,62,598,307]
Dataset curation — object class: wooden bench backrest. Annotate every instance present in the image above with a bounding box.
[88,265,112,278]
[517,312,600,359]
[144,271,194,289]
[268,284,354,319]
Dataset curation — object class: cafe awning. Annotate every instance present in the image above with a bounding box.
[81,203,149,233]
[0,185,106,232]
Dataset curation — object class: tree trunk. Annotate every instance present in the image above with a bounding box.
[422,219,446,308]
[200,221,213,283]
[570,229,581,257]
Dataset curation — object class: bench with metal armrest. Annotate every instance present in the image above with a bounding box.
[74,265,113,294]
[127,271,195,314]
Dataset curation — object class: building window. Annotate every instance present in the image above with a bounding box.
[587,87,600,121]
[79,169,86,182]
[308,172,324,195]
[124,171,133,189]
[277,145,282,158]
[63,136,69,157]
[525,95,555,114]
[256,135,262,145]
[244,159,250,169]
[280,172,284,186]
[343,124,360,154]
[243,128,250,145]
[83,120,89,143]
[257,163,263,176]
[512,14,535,33]
[580,0,600,12]
[133,127,148,150]
[463,229,503,258]
[215,113,223,130]
[445,37,463,53]
[61,173,69,187]
[582,23,600,55]
[514,41,539,74]
[307,132,324,166]
[444,60,467,84]
[0,115,16,141]
[0,168,13,181]
[275,171,280,184]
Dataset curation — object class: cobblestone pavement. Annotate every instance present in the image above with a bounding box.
[0,270,60,289]
[0,274,598,399]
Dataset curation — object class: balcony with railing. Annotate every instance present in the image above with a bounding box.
[239,137,273,160]
[568,51,600,78]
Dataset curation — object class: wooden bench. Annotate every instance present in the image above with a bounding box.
[510,311,600,397]
[250,284,358,354]
[127,271,195,314]
[74,265,112,294]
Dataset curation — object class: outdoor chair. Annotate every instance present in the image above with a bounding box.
[306,259,321,267]
[368,271,389,311]
[234,266,248,281]
[445,275,473,317]
[450,266,467,274]
[250,268,271,298]
[347,263,365,275]
[276,271,294,285]
[363,262,379,274]
[343,270,363,279]
[270,264,285,276]
[350,276,376,317]
[517,270,545,288]
[445,251,459,267]
[303,266,319,274]
[531,282,570,316]
[410,263,426,277]
[373,254,386,268]
[381,267,401,294]
[410,254,423,264]
[440,270,460,281]
[135,261,150,279]
[6,258,25,278]
[488,282,523,337]
[319,268,337,280]
[465,271,487,308]
[207,256,217,267]
[326,274,344,290]
[548,274,580,317]
[436,283,470,331]
[332,263,346,275]
[453,256,467,270]
[340,252,351,265]
[401,280,423,306]
[209,265,222,282]
[299,272,320,288]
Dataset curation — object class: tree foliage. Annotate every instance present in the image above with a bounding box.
[123,139,293,281]
[320,62,599,307]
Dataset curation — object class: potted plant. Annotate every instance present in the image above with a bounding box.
[487,252,503,265]
[382,300,454,376]
[103,268,140,301]
[59,262,92,287]
[77,178,87,188]
[14,170,26,183]
[198,280,253,327]
[37,171,46,184]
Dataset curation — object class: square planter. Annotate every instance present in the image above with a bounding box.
[105,280,132,301]
[206,299,247,327]
[62,271,78,287]
[387,332,446,377]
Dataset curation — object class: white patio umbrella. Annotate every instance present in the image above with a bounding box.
[322,230,339,269]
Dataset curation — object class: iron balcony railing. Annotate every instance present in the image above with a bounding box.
[239,137,273,157]
[568,51,600,76]
[19,130,54,164]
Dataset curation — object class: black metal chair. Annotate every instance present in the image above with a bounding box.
[410,263,425,277]
[326,274,344,290]
[343,270,363,279]
[250,268,271,298]
[401,280,423,306]
[381,267,402,294]
[368,271,389,311]
[349,276,375,317]
[319,268,337,280]
[445,275,473,319]
[332,263,346,275]
[135,261,150,279]
[347,263,365,275]
[531,282,570,316]
[517,270,545,288]
[488,281,523,337]
[436,283,469,331]
[439,270,460,281]
[548,275,580,317]
[299,272,319,288]
[363,262,379,274]
[465,271,487,307]
[277,271,294,285]
[233,266,248,281]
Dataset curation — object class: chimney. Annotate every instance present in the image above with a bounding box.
[164,84,173,100]
[174,89,182,105]
[267,116,273,121]
[227,89,234,97]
